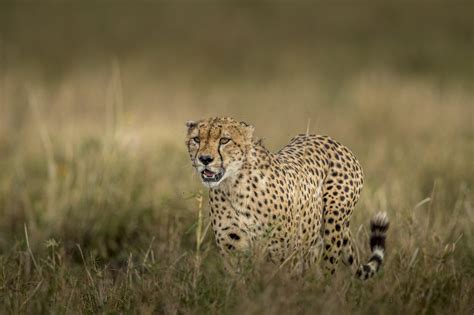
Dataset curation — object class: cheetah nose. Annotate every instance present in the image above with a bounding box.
[198,155,214,165]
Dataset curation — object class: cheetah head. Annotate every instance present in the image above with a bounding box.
[185,117,254,188]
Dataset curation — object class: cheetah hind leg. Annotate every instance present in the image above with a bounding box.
[355,212,390,280]
[341,229,360,274]
[321,220,344,275]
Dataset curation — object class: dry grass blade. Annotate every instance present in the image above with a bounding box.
[414,198,431,209]
[76,244,95,288]
[20,280,43,310]
[24,224,42,277]
[142,236,156,268]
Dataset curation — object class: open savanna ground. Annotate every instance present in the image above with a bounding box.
[0,2,473,314]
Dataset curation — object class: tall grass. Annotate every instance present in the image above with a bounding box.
[0,64,472,313]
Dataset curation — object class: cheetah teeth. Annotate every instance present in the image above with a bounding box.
[201,169,224,182]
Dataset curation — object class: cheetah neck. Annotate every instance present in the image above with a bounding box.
[218,142,273,195]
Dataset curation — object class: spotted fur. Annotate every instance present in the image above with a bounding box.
[186,117,389,279]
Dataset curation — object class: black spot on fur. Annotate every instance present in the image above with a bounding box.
[370,235,386,251]
[371,220,390,233]
[229,233,240,240]
[362,264,371,273]
[369,253,383,268]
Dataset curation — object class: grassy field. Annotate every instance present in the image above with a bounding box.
[0,2,473,314]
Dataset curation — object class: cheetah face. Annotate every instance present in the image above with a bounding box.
[185,117,254,188]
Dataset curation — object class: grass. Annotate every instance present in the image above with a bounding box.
[0,67,472,314]
[0,2,473,313]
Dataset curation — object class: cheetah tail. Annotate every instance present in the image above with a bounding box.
[356,212,389,280]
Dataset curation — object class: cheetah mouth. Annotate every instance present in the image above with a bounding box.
[201,168,224,182]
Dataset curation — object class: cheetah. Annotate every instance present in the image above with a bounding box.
[185,117,389,279]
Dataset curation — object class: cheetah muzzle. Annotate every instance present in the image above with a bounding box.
[185,116,389,280]
[201,168,225,183]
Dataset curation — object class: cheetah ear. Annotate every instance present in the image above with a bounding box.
[186,120,198,131]
[240,121,255,139]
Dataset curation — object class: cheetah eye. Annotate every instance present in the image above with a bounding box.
[192,137,200,144]
[220,137,231,145]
